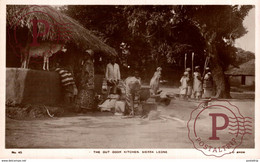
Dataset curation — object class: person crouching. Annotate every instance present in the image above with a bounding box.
[124,71,142,117]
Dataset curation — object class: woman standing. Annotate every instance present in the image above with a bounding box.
[203,67,213,98]
[193,66,203,100]
[185,67,193,99]
[180,71,189,99]
[150,67,162,95]
[75,49,95,112]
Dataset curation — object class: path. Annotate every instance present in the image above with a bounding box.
[6,98,254,148]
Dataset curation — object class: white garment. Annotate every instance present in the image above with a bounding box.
[150,71,161,95]
[99,99,117,112]
[180,76,189,89]
[115,101,125,114]
[193,72,202,92]
[105,63,121,81]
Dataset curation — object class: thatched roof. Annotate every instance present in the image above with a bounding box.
[7,5,117,56]
[225,59,255,76]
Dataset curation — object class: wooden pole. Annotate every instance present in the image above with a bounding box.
[192,52,194,74]
[203,56,209,77]
[184,53,187,70]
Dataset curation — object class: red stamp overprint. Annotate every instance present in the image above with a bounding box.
[187,99,253,157]
[8,5,72,69]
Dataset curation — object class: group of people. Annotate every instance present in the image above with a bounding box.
[54,49,95,112]
[55,48,142,116]
[104,57,143,116]
[180,66,214,100]
[55,48,214,116]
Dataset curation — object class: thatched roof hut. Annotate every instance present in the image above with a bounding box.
[7,5,117,56]
[225,59,255,76]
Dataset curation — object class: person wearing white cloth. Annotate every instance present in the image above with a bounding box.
[150,67,162,95]
[180,71,189,99]
[105,57,121,94]
[193,66,203,100]
[203,67,213,98]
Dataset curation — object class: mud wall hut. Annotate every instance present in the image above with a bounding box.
[6,5,117,105]
[225,59,255,86]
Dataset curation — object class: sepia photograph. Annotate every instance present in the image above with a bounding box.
[2,3,258,158]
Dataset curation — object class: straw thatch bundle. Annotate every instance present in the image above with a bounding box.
[225,59,255,76]
[7,5,117,56]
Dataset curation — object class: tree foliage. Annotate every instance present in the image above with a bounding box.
[62,5,253,97]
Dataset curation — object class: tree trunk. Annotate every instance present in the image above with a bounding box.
[210,51,231,98]
[207,33,231,98]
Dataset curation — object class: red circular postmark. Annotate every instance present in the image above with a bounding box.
[7,5,72,65]
[187,99,253,157]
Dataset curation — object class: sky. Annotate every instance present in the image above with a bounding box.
[235,7,255,53]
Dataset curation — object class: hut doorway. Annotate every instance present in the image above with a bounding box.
[241,75,246,85]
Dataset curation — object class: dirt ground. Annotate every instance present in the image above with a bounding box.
[6,88,255,149]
